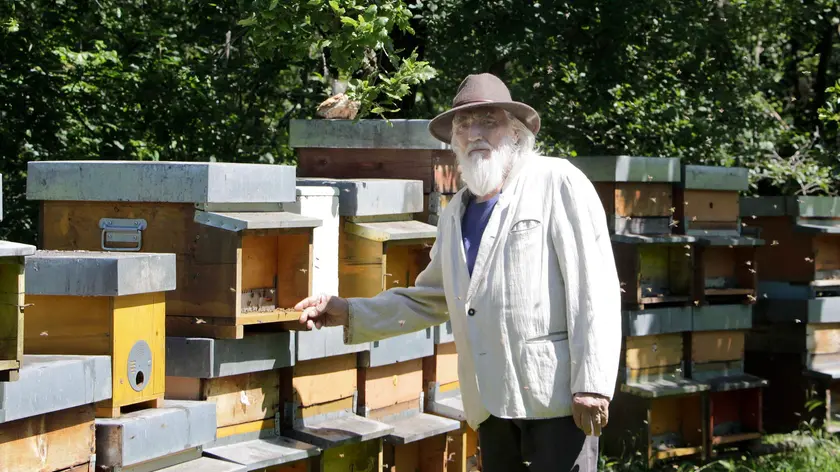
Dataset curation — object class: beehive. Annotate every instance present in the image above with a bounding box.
[566,156,700,310]
[423,333,479,472]
[689,305,767,452]
[675,165,762,306]
[26,160,322,339]
[742,196,840,432]
[0,241,36,382]
[95,400,217,471]
[289,119,460,225]
[24,251,175,417]
[166,333,294,440]
[296,178,460,470]
[0,354,111,472]
[287,184,370,362]
[602,306,709,467]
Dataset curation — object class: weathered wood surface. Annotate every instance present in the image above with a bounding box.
[0,404,95,472]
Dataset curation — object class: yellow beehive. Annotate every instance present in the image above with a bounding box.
[23,250,175,417]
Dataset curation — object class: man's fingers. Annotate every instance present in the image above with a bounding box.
[581,412,593,435]
[572,409,583,430]
[294,294,320,311]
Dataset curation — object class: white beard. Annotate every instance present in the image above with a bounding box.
[454,137,518,197]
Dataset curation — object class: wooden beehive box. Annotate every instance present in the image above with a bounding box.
[603,306,709,467]
[741,196,840,287]
[289,119,460,225]
[423,335,480,472]
[675,165,763,306]
[567,156,700,309]
[0,354,111,472]
[287,184,371,363]
[295,178,461,470]
[566,156,682,235]
[24,251,174,417]
[688,305,767,452]
[0,241,36,382]
[166,333,294,440]
[95,400,217,471]
[26,160,322,340]
[741,196,840,432]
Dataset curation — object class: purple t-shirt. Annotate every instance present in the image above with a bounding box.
[461,193,500,276]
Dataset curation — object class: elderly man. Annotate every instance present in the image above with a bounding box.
[296,73,621,471]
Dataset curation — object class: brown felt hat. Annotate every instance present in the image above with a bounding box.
[428,73,540,144]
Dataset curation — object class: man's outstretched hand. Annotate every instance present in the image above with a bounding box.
[295,294,350,330]
[572,393,610,437]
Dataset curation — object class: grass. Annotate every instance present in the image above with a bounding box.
[599,424,840,472]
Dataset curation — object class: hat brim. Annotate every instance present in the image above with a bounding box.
[428,101,541,144]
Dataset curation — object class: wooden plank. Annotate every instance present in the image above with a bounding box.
[23,295,112,355]
[649,395,682,438]
[424,342,459,388]
[262,460,310,472]
[815,234,840,274]
[614,183,673,217]
[339,230,385,298]
[748,216,815,283]
[111,292,166,408]
[275,232,313,310]
[242,234,278,293]
[807,323,840,355]
[593,183,616,215]
[189,370,281,428]
[0,404,95,472]
[216,418,275,439]
[0,259,24,367]
[292,354,357,407]
[692,331,745,364]
[626,334,683,370]
[174,257,240,320]
[703,247,735,282]
[359,359,424,413]
[682,190,739,223]
[384,242,431,291]
[297,148,435,193]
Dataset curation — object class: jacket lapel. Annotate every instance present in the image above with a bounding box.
[449,190,472,299]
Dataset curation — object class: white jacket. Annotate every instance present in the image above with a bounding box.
[344,153,622,430]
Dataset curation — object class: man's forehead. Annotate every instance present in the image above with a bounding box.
[453,107,506,121]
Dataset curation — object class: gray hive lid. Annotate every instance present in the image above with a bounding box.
[426,389,465,422]
[0,355,112,424]
[621,378,710,398]
[0,240,36,257]
[564,156,681,182]
[26,250,176,296]
[288,411,394,449]
[681,164,749,191]
[95,400,217,469]
[289,119,447,150]
[741,196,840,218]
[296,178,424,217]
[381,412,462,445]
[26,160,297,204]
[166,333,295,379]
[203,435,320,469]
[705,374,768,392]
[194,210,322,232]
[345,220,436,242]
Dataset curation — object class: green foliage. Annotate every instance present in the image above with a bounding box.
[415,0,840,196]
[237,0,435,117]
[0,0,432,244]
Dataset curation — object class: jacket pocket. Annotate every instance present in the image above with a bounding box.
[510,218,541,233]
[518,338,573,416]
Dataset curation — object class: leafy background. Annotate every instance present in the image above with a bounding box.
[4,0,840,245]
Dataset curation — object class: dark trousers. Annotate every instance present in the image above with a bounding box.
[477,415,599,471]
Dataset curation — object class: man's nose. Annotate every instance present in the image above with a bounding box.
[468,123,484,141]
